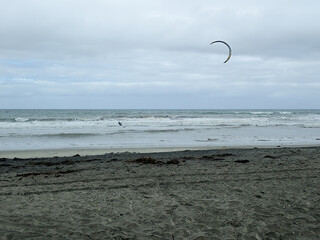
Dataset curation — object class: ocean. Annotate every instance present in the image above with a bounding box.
[0,109,320,151]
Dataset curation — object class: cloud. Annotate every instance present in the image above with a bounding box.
[0,0,320,108]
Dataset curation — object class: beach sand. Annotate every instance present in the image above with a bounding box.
[0,146,319,239]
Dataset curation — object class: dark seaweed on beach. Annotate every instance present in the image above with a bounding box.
[129,157,163,164]
[235,160,250,163]
[0,164,11,167]
[198,153,235,161]
[16,169,80,178]
[166,159,180,164]
[199,155,225,160]
[26,160,75,167]
[216,153,235,157]
[263,155,278,159]
[128,157,180,165]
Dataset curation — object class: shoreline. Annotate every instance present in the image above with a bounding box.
[1,144,320,159]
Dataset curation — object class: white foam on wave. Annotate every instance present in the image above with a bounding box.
[14,117,29,122]
[1,109,320,151]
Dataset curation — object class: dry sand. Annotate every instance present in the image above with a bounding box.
[0,146,319,240]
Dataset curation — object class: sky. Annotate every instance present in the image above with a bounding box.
[0,0,319,109]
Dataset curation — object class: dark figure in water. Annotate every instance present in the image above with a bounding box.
[118,121,122,126]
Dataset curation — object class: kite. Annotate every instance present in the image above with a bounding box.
[210,40,232,63]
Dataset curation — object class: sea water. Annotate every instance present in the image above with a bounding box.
[0,109,320,151]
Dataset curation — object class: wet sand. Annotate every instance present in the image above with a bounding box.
[1,146,319,239]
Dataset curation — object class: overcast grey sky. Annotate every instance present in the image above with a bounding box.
[0,0,319,109]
